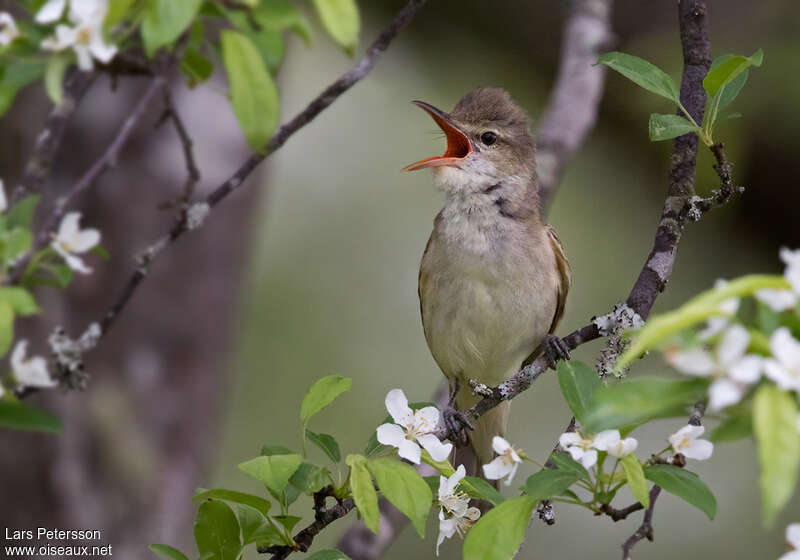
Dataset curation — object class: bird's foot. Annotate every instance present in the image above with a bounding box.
[441,405,474,447]
[543,334,571,369]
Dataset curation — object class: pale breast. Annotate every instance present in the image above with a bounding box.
[419,221,560,386]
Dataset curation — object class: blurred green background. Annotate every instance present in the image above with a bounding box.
[208,1,800,559]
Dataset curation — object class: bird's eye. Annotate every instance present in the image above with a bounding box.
[480,131,497,146]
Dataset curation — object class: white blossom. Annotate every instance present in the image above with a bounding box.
[779,523,800,560]
[0,12,20,46]
[11,340,56,388]
[764,327,800,392]
[40,0,117,71]
[50,212,101,274]
[436,465,480,556]
[757,248,800,312]
[592,429,638,458]
[376,389,452,464]
[698,279,740,339]
[482,436,522,485]
[665,324,762,410]
[558,430,628,468]
[668,424,713,461]
[0,179,7,212]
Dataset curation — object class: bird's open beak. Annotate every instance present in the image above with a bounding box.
[403,100,472,172]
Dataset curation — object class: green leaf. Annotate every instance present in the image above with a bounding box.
[107,0,137,28]
[753,385,800,527]
[367,457,432,537]
[597,51,680,103]
[648,113,700,141]
[584,377,707,432]
[253,0,312,44]
[7,194,41,230]
[44,55,69,106]
[221,30,281,151]
[306,550,352,560]
[0,401,62,433]
[703,49,763,98]
[346,454,379,534]
[620,454,650,508]
[141,0,203,57]
[463,496,535,560]
[193,500,242,560]
[180,48,213,88]
[261,444,293,456]
[312,0,360,54]
[556,360,602,423]
[709,55,749,110]
[284,461,329,504]
[463,476,505,506]
[238,454,303,495]
[149,544,189,560]
[3,229,32,264]
[710,415,753,442]
[300,375,352,424]
[524,469,582,502]
[234,504,287,546]
[0,300,14,357]
[0,287,39,315]
[192,488,272,515]
[547,452,591,481]
[644,464,717,519]
[274,515,302,533]
[306,429,341,462]
[0,61,46,117]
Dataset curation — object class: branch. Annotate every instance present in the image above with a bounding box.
[454,0,715,431]
[618,401,706,559]
[537,0,614,212]
[157,90,201,208]
[11,69,95,204]
[263,487,355,560]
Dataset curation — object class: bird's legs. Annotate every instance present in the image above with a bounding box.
[543,333,571,369]
[441,379,474,447]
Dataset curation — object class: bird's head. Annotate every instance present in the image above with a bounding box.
[403,88,535,194]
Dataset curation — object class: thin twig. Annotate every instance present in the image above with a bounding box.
[6,67,174,285]
[157,90,201,208]
[620,486,662,560]
[12,69,95,204]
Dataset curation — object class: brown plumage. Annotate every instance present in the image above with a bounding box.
[407,88,571,476]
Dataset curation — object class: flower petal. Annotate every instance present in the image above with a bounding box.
[414,406,441,433]
[728,355,762,384]
[772,328,800,369]
[591,429,621,451]
[665,348,715,376]
[35,0,67,23]
[482,456,511,481]
[376,423,404,447]
[385,389,412,426]
[503,462,519,486]
[756,289,797,312]
[10,339,27,372]
[718,325,750,366]
[708,379,743,411]
[579,449,598,469]
[62,251,92,274]
[491,435,511,455]
[419,433,453,462]
[397,438,422,464]
[787,523,800,548]
[559,432,582,448]
[763,359,800,392]
[70,229,101,253]
[683,438,713,461]
[58,212,82,239]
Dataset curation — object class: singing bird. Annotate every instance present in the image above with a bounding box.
[404,88,571,472]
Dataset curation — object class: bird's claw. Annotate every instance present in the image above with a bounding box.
[442,405,474,447]
[544,334,571,369]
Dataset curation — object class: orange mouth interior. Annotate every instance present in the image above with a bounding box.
[403,107,471,171]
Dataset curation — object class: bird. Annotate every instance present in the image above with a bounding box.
[404,88,571,476]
